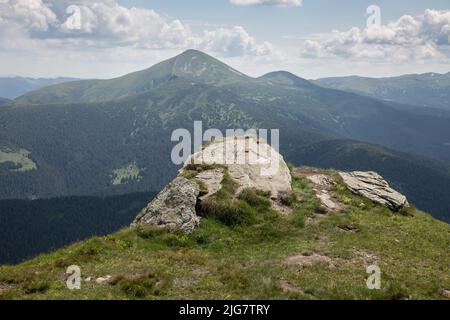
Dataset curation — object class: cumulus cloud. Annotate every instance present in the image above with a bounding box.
[230,0,302,7]
[301,9,450,62]
[0,0,273,56]
[196,26,273,57]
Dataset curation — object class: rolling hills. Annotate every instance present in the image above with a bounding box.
[315,72,450,111]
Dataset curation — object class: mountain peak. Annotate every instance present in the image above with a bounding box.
[167,49,248,84]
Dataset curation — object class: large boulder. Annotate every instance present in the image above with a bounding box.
[131,177,201,233]
[185,135,292,198]
[339,171,409,210]
[132,135,292,232]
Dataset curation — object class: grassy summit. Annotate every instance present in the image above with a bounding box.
[0,167,449,300]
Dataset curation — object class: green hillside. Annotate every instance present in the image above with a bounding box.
[315,73,450,111]
[1,168,448,300]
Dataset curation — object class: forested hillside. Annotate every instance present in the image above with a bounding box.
[0,192,156,264]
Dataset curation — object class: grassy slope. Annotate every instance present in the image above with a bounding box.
[0,168,449,300]
[286,139,450,223]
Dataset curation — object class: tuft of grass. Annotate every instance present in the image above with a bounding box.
[112,272,162,298]
[200,198,253,226]
[279,192,297,207]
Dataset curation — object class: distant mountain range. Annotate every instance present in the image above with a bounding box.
[0,97,10,106]
[315,72,450,111]
[0,77,78,100]
[1,50,450,222]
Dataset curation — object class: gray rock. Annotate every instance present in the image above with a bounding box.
[306,174,339,211]
[195,169,224,200]
[339,171,409,210]
[185,136,292,198]
[307,174,336,189]
[131,177,201,233]
[132,136,293,233]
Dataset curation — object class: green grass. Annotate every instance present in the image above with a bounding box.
[0,168,449,300]
[111,163,142,185]
[0,147,37,172]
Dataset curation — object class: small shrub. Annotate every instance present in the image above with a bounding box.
[238,188,271,208]
[200,198,245,226]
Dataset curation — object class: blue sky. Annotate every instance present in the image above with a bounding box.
[119,0,450,37]
[0,0,449,79]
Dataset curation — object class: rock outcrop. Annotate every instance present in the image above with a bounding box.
[306,174,340,212]
[131,177,201,233]
[132,135,292,232]
[339,171,409,210]
[186,135,292,198]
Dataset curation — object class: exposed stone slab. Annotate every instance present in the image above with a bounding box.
[339,171,409,210]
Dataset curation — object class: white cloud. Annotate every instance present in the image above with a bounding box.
[301,9,450,62]
[0,0,273,56]
[230,0,302,7]
[196,26,273,57]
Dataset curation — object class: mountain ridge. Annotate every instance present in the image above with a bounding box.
[315,72,450,111]
[2,50,450,223]
[13,50,249,105]
[0,77,78,100]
